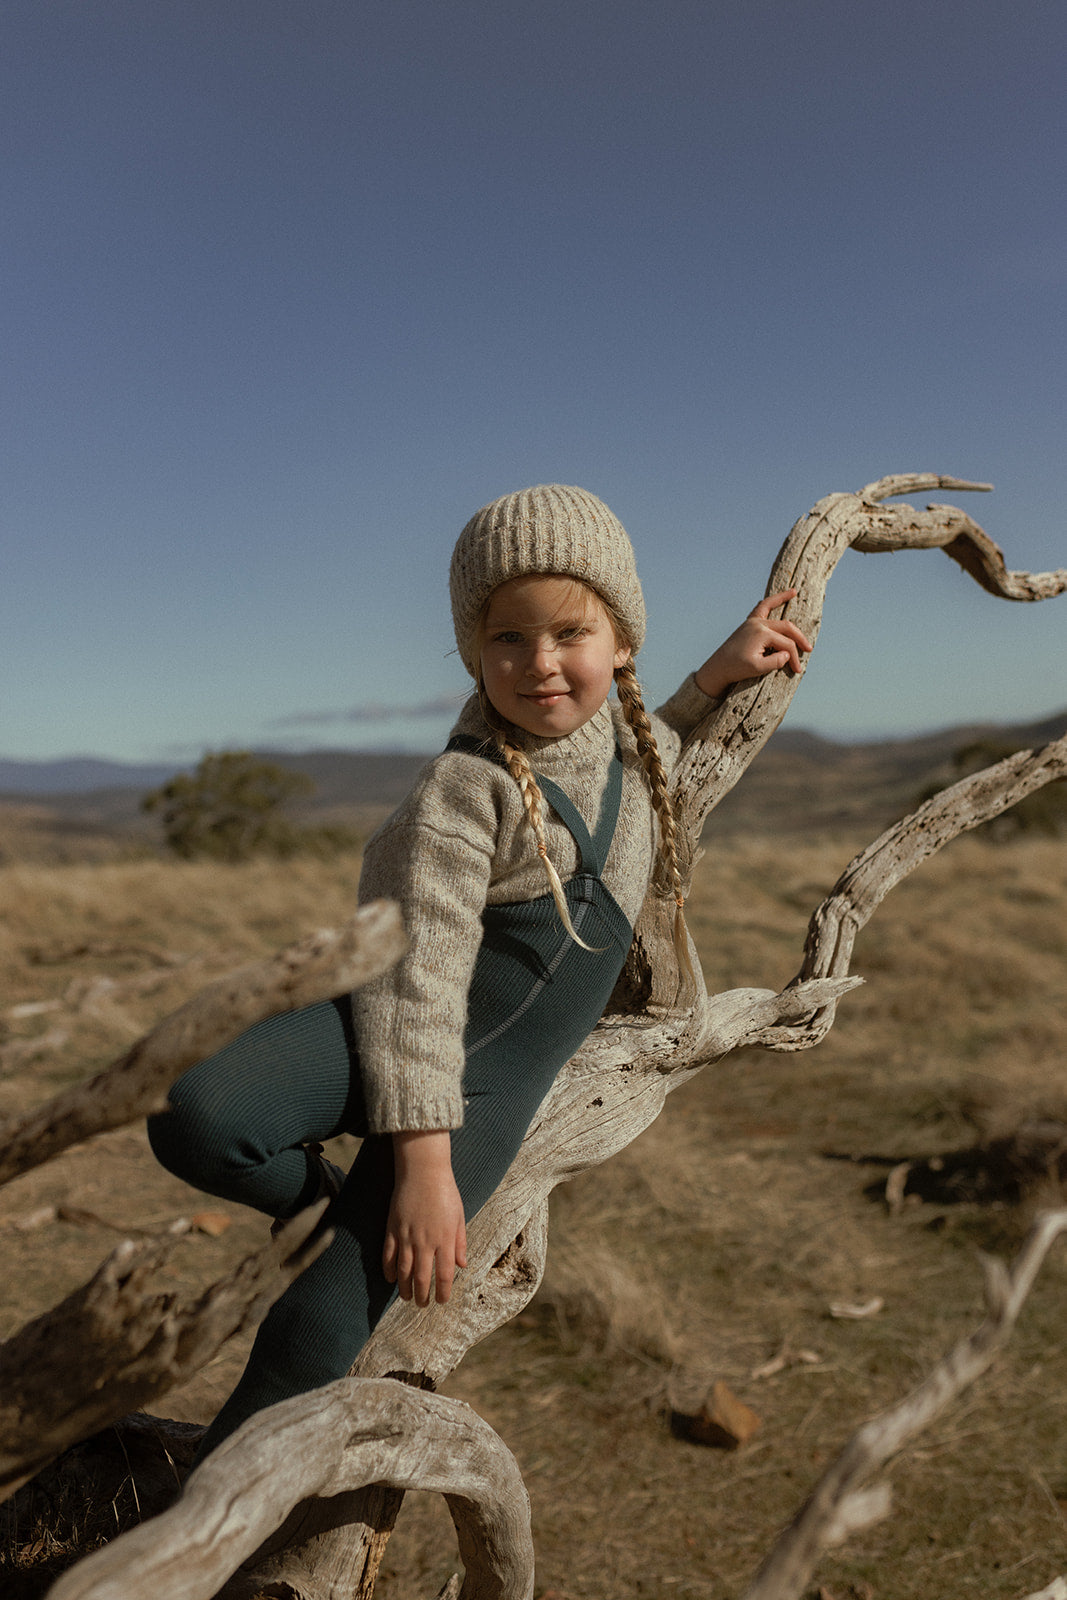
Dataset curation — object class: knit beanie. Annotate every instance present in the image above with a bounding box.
[449,485,647,676]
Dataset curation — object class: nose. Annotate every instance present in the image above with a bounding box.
[527,638,558,677]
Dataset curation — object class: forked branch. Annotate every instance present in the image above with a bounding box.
[669,475,1067,860]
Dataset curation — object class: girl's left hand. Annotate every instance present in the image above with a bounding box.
[694,589,812,701]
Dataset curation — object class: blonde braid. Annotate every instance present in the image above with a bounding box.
[614,659,697,994]
[476,683,602,952]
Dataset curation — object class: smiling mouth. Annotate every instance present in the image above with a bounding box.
[522,691,569,703]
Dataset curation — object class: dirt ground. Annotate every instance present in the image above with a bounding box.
[2,831,1066,1598]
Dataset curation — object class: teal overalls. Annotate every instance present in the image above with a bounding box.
[149,739,632,1458]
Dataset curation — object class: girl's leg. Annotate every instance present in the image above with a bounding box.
[147,998,362,1219]
[192,1066,549,1462]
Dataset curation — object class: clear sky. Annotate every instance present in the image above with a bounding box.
[3,0,1065,765]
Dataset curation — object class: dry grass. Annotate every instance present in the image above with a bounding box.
[2,831,1067,1598]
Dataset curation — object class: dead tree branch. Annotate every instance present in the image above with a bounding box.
[0,900,405,1190]
[47,1380,534,1600]
[0,1207,330,1500]
[759,729,1067,1051]
[740,1209,1067,1600]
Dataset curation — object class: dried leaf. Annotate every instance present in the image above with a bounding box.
[191,1210,233,1237]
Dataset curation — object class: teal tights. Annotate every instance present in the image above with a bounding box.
[148,995,565,1459]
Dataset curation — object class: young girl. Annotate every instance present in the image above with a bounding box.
[149,484,810,1459]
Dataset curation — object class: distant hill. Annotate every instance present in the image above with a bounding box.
[0,757,180,794]
[1,710,1063,858]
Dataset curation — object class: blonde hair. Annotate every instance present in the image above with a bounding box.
[475,584,695,992]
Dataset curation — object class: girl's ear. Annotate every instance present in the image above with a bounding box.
[613,644,632,671]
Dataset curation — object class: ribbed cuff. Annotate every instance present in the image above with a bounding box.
[365,1087,467,1136]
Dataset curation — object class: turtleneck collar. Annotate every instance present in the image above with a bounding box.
[451,695,617,774]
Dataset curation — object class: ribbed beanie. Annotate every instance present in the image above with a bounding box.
[450,485,646,675]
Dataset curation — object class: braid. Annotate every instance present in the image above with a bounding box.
[476,683,602,952]
[614,659,697,994]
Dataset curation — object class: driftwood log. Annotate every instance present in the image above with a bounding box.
[1,475,1063,1599]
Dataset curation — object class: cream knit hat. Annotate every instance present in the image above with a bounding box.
[449,485,646,676]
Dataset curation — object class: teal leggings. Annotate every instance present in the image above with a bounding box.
[148,991,571,1459]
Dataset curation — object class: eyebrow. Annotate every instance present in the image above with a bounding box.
[486,612,590,632]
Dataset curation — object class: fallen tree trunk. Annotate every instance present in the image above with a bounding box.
[161,475,1066,1600]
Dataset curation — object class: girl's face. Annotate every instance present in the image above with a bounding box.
[479,575,631,739]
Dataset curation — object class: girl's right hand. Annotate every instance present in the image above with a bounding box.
[383,1129,468,1306]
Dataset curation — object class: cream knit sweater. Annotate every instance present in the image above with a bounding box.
[353,674,715,1132]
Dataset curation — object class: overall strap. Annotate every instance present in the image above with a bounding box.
[445,734,624,877]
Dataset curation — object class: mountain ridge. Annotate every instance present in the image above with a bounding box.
[2,707,1065,799]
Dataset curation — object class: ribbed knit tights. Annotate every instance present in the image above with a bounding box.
[147,998,554,1461]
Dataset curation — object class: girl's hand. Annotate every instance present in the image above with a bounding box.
[383,1129,468,1307]
[694,589,813,701]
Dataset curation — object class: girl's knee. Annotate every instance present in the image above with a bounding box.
[147,1075,249,1191]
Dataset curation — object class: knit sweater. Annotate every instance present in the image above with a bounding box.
[353,673,716,1132]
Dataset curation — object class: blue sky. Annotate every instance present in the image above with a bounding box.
[3,0,1065,764]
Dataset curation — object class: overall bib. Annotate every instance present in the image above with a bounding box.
[151,741,632,1457]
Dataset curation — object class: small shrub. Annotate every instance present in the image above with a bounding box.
[142,751,315,862]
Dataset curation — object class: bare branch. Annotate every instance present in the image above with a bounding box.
[760,730,1067,1050]
[852,501,1067,601]
[48,1380,534,1600]
[667,477,1065,862]
[859,472,994,501]
[0,900,405,1190]
[740,1209,1067,1600]
[0,1206,331,1500]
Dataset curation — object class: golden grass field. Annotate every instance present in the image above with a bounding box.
[1,825,1066,1599]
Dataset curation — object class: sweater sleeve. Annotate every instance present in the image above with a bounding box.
[640,673,724,779]
[351,756,499,1134]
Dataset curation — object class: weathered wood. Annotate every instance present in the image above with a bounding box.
[47,1380,534,1600]
[0,1205,330,1500]
[0,900,405,1190]
[739,1209,1067,1600]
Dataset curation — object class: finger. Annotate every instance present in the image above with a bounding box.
[382,1232,398,1282]
[396,1242,414,1301]
[750,588,797,619]
[755,648,792,676]
[775,619,813,652]
[435,1248,455,1304]
[455,1221,468,1270]
[412,1250,434,1308]
[762,631,802,673]
[415,1260,435,1312]
[759,625,809,673]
